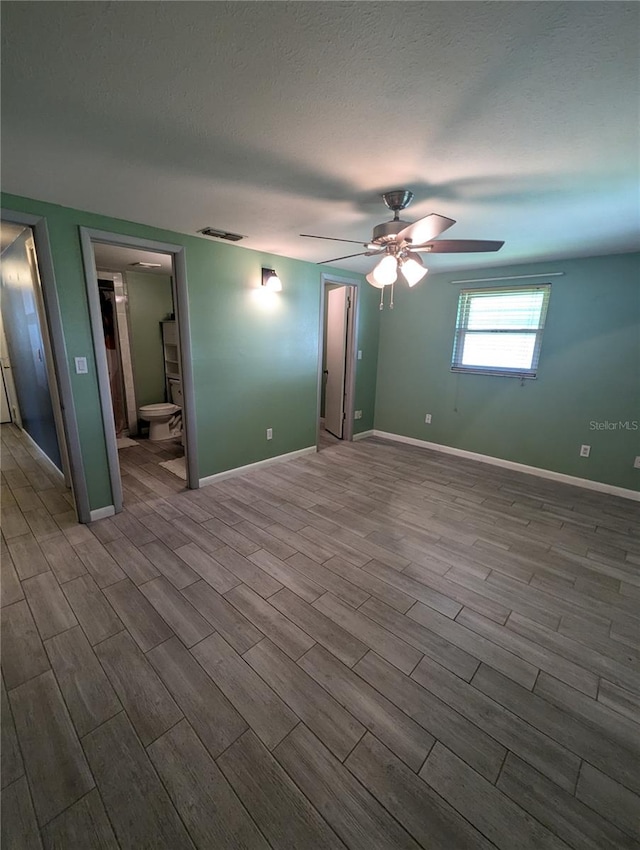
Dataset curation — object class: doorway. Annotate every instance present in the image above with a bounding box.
[318,275,358,450]
[0,221,68,476]
[80,229,197,513]
[1,209,89,521]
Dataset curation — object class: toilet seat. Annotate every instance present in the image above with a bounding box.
[139,402,179,417]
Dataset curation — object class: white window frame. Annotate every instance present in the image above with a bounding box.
[451,284,551,379]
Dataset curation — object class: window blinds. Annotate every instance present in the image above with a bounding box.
[451,285,551,377]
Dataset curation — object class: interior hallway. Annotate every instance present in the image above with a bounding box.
[1,422,639,849]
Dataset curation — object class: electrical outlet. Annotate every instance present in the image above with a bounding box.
[425,413,432,424]
[634,456,640,469]
[357,350,363,360]
[266,428,273,440]
[580,444,590,458]
[354,410,362,420]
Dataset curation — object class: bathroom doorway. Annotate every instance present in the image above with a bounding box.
[318,275,358,451]
[80,229,197,512]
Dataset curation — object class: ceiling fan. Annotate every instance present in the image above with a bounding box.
[301,190,504,304]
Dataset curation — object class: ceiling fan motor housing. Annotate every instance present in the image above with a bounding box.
[371,219,410,244]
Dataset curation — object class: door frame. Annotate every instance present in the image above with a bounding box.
[316,273,360,447]
[96,271,138,436]
[1,207,91,522]
[79,228,198,511]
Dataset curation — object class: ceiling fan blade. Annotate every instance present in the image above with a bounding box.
[414,239,504,253]
[300,233,365,245]
[317,251,371,265]
[396,213,456,245]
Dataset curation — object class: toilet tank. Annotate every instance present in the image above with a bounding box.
[169,379,183,406]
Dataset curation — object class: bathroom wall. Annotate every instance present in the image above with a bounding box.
[125,271,174,409]
[0,192,380,510]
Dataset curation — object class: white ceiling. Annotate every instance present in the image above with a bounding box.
[1,2,638,273]
[92,243,173,276]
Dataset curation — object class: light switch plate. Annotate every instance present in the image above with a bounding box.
[75,357,88,374]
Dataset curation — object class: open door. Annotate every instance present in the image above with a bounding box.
[0,224,66,474]
[324,286,349,438]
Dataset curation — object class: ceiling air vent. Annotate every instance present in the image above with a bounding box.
[198,227,245,242]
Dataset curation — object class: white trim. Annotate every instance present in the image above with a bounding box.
[373,431,640,502]
[199,446,317,487]
[89,505,116,521]
[353,430,374,441]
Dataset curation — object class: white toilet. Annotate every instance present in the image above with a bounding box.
[138,379,182,441]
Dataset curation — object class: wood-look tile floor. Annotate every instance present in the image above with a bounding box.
[1,422,639,849]
[117,434,186,495]
[319,426,341,452]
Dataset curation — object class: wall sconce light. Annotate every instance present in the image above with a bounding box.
[261,268,282,292]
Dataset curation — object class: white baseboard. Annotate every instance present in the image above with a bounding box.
[199,446,317,487]
[373,430,640,502]
[353,430,374,441]
[89,505,116,521]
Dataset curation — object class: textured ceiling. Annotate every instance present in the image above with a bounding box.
[1,2,638,273]
[92,243,173,276]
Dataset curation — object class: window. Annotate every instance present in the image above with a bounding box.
[451,284,551,378]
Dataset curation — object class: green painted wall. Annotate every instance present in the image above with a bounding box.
[374,252,640,491]
[1,193,380,510]
[125,271,174,409]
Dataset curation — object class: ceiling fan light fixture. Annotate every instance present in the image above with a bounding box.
[365,271,385,288]
[371,254,398,286]
[302,189,504,289]
[401,254,428,287]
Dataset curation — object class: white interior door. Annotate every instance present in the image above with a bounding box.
[325,286,349,438]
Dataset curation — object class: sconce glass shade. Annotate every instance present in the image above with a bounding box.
[401,255,428,287]
[261,268,282,292]
[371,254,398,286]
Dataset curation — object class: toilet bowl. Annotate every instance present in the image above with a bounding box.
[138,402,180,441]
